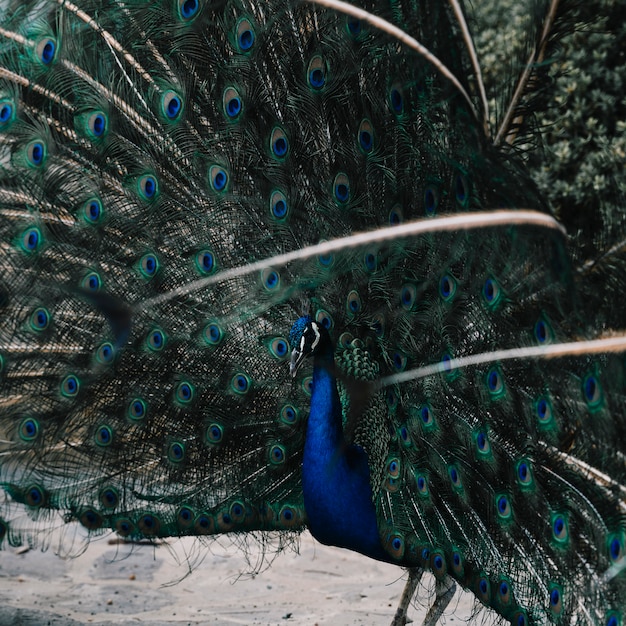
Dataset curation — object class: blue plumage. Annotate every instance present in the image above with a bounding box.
[291,317,387,561]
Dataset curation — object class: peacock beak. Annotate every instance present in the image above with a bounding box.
[290,348,305,377]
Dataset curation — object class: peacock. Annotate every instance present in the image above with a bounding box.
[0,0,625,624]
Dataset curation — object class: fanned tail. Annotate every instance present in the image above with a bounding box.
[0,0,625,623]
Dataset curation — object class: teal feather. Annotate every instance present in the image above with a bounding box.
[0,0,625,624]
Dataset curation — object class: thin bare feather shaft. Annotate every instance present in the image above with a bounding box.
[581,238,626,272]
[541,465,608,527]
[0,67,30,89]
[543,445,626,510]
[605,559,626,582]
[382,335,626,387]
[0,26,28,46]
[447,0,490,135]
[58,0,156,88]
[137,210,565,310]
[494,0,561,146]
[304,0,479,122]
[62,60,189,170]
[0,59,74,113]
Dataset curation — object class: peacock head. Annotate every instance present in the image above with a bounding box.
[289,316,324,377]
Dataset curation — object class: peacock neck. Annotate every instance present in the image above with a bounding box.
[302,337,388,562]
[306,349,344,457]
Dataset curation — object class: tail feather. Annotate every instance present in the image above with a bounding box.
[0,0,625,623]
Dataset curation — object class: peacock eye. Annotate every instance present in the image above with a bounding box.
[497,579,511,605]
[79,509,103,530]
[36,37,57,65]
[420,405,433,426]
[21,227,42,253]
[552,514,568,542]
[138,513,161,536]
[496,494,512,520]
[83,198,103,224]
[209,165,228,192]
[87,111,108,137]
[137,174,158,200]
[269,190,288,220]
[389,205,402,224]
[431,553,446,576]
[147,328,166,351]
[231,373,250,394]
[19,418,40,442]
[333,173,350,203]
[61,374,80,397]
[26,140,46,167]
[363,251,377,271]
[583,374,602,407]
[175,381,195,404]
[268,337,289,359]
[195,249,215,274]
[455,173,469,205]
[25,485,45,507]
[30,307,50,331]
[236,18,255,52]
[307,55,327,90]
[139,253,159,278]
[206,422,224,444]
[261,267,280,290]
[346,16,362,36]
[475,430,490,455]
[269,443,286,464]
[483,277,501,305]
[346,290,361,315]
[96,342,115,364]
[223,87,243,119]
[99,487,119,509]
[390,85,404,114]
[486,367,504,396]
[270,127,288,158]
[439,274,456,301]
[280,405,298,424]
[315,309,333,330]
[95,425,113,446]
[424,186,439,214]
[609,536,624,562]
[392,351,406,371]
[358,119,374,153]
[476,577,491,603]
[416,473,429,496]
[162,90,183,121]
[167,441,186,463]
[177,0,199,20]
[549,585,563,615]
[449,465,462,489]
[203,322,223,346]
[128,398,146,420]
[0,98,15,127]
[81,271,101,291]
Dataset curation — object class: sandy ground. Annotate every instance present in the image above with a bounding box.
[0,531,491,625]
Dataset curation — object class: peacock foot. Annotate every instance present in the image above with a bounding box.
[391,568,456,626]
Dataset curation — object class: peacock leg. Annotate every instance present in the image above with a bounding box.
[422,576,456,626]
[390,570,457,626]
[391,567,423,626]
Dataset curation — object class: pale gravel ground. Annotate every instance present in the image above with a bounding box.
[0,531,492,625]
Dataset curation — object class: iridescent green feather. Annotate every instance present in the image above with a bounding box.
[0,0,624,624]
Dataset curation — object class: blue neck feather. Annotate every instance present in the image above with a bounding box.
[301,338,388,562]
